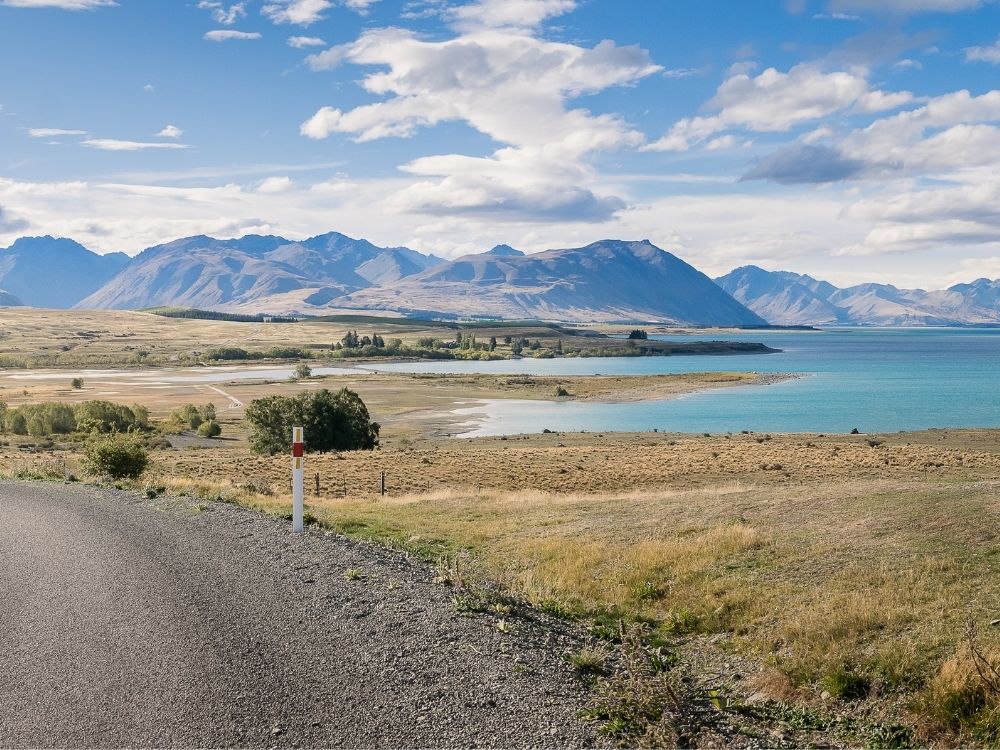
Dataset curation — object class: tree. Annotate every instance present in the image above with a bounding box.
[244,388,380,456]
[71,377,84,390]
[489,336,497,352]
[628,329,649,340]
[293,363,312,380]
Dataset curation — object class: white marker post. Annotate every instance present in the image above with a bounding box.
[292,426,305,533]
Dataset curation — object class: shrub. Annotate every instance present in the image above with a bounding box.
[197,420,222,438]
[84,434,149,479]
[293,363,312,380]
[74,400,141,434]
[244,388,380,455]
[628,329,649,340]
[203,347,251,361]
[4,403,76,436]
[70,377,84,389]
[172,404,204,430]
[555,386,570,397]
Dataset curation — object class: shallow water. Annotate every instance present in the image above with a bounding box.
[367,328,1000,435]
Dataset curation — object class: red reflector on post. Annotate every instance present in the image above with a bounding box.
[293,443,304,458]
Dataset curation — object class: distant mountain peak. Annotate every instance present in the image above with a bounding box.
[484,244,525,257]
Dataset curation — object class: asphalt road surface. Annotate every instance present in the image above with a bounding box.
[0,481,600,748]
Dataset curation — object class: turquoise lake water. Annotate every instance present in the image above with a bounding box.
[367,328,1000,436]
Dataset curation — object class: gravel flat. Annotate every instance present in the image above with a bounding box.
[0,481,601,748]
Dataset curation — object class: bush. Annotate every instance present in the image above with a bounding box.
[172,404,204,430]
[71,377,84,389]
[74,400,142,434]
[244,388,380,456]
[197,420,222,438]
[4,403,76,436]
[84,434,149,479]
[293,363,312,380]
[627,329,649,340]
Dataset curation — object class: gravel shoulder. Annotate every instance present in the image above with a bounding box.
[0,480,602,749]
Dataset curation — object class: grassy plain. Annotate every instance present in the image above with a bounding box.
[153,429,1000,744]
[2,307,999,744]
[0,307,767,369]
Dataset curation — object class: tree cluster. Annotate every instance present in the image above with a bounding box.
[244,388,380,456]
[0,400,149,437]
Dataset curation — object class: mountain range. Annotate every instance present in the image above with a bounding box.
[715,265,1000,326]
[3,231,1000,326]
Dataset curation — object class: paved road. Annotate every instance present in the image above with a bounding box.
[0,482,599,748]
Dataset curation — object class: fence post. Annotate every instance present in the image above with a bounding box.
[380,471,386,497]
[292,426,304,533]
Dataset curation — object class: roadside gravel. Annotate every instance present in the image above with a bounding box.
[0,480,603,748]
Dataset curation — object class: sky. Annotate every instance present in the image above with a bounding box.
[1,0,999,289]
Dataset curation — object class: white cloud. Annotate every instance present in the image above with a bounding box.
[345,0,379,13]
[648,64,912,151]
[965,36,1000,63]
[812,12,863,20]
[156,125,183,138]
[28,128,86,138]
[705,135,737,150]
[143,83,155,93]
[0,0,115,8]
[0,205,29,234]
[305,44,348,69]
[204,29,262,41]
[301,27,660,221]
[262,0,331,25]
[257,176,294,193]
[198,1,246,24]
[449,0,576,32]
[288,35,326,48]
[82,139,190,151]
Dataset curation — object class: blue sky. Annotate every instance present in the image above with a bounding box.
[1,0,999,288]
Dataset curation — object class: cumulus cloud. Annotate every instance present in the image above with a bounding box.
[965,35,1000,63]
[647,64,912,151]
[742,89,1000,184]
[82,139,190,151]
[0,205,29,234]
[156,125,183,138]
[301,23,660,221]
[262,0,331,25]
[0,0,115,8]
[28,128,87,138]
[197,1,246,24]
[448,0,576,31]
[288,35,326,48]
[257,176,294,193]
[344,0,379,13]
[204,29,261,41]
[742,144,866,183]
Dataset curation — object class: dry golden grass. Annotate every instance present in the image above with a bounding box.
[135,428,1000,742]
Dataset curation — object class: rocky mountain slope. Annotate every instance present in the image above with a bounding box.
[0,237,128,308]
[337,239,767,324]
[716,265,1000,326]
[77,232,443,311]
